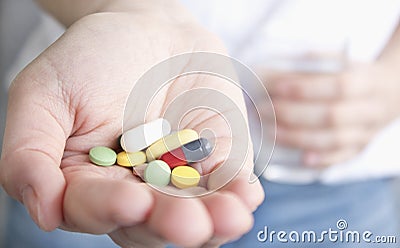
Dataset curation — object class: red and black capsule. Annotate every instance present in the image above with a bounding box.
[160,138,212,169]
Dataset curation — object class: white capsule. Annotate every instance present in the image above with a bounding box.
[121,118,171,152]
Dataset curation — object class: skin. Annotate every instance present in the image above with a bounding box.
[0,1,264,247]
[263,24,400,168]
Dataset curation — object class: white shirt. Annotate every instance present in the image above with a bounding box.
[181,0,400,184]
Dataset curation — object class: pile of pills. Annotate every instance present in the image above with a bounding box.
[88,118,212,189]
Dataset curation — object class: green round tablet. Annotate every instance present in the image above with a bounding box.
[89,146,117,166]
[144,160,171,187]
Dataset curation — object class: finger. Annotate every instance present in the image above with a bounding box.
[147,191,213,247]
[201,191,253,241]
[264,68,374,100]
[266,72,338,100]
[179,111,242,176]
[272,99,328,128]
[272,99,383,128]
[206,136,254,192]
[62,166,153,234]
[109,225,166,248]
[0,152,65,231]
[0,71,73,231]
[276,126,375,151]
[220,174,264,212]
[303,147,362,168]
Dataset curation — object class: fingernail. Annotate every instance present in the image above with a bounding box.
[248,173,259,184]
[201,236,229,248]
[304,152,320,167]
[22,185,44,230]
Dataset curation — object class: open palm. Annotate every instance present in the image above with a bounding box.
[0,12,264,247]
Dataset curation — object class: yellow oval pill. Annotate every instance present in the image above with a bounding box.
[117,151,146,167]
[146,129,198,162]
[171,166,201,189]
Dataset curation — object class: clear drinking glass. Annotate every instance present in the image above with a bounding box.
[249,36,348,184]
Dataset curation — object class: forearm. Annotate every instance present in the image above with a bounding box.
[35,0,195,27]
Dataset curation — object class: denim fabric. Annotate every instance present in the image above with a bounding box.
[223,178,399,248]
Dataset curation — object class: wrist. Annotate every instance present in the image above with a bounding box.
[99,0,199,26]
[37,0,197,27]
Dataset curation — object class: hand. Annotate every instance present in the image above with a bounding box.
[263,61,400,168]
[0,5,263,248]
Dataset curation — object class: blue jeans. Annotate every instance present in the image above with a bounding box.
[223,178,399,248]
[4,179,399,248]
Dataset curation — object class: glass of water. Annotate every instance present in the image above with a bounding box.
[248,36,348,184]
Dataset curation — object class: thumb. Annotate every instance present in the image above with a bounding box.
[0,69,72,231]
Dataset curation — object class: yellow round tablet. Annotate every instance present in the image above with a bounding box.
[117,151,146,167]
[171,166,200,189]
